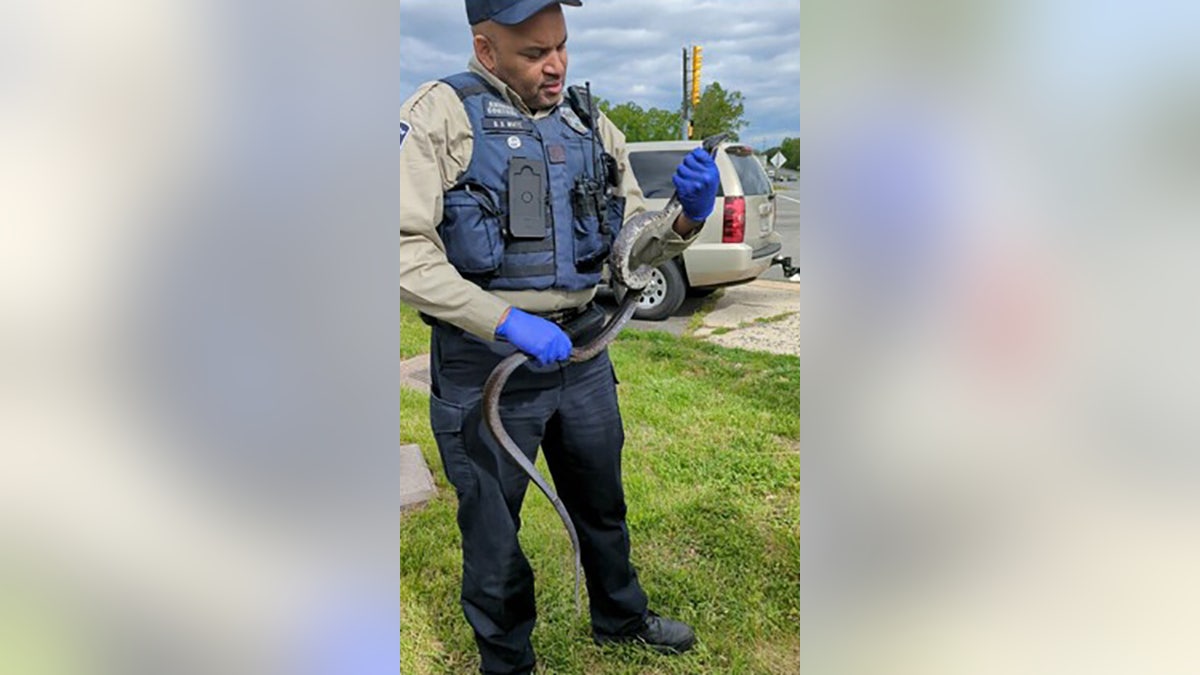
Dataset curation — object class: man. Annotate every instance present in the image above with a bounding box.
[400,1,720,672]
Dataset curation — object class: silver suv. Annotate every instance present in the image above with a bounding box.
[619,140,783,320]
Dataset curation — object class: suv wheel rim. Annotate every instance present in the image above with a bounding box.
[637,268,667,309]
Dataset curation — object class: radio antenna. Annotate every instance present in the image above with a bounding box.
[585,82,601,178]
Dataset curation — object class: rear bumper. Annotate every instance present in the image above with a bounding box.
[682,233,783,288]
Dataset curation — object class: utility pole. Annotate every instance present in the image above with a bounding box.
[680,45,703,140]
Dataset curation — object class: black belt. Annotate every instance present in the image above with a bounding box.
[422,302,598,339]
[533,303,589,325]
[539,303,605,343]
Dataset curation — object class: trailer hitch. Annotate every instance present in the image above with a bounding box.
[771,255,800,279]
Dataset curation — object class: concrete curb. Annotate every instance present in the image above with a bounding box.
[694,280,799,356]
[746,278,801,291]
[401,354,431,394]
[401,355,436,511]
[401,443,436,511]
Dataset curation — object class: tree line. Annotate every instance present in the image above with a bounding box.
[596,81,798,171]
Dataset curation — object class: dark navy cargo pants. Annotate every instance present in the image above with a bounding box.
[427,308,649,675]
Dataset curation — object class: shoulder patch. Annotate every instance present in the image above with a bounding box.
[399,120,411,150]
[560,106,589,135]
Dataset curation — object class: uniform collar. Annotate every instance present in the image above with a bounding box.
[467,56,559,119]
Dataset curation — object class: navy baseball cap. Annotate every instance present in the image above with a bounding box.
[466,0,582,26]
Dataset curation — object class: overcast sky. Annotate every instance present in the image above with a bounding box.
[400,0,801,149]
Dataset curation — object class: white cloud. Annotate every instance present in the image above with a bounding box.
[400,0,800,147]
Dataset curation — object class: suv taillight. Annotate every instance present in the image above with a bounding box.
[722,196,745,243]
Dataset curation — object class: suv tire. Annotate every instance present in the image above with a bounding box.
[620,260,687,321]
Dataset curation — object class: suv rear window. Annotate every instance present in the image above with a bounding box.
[628,150,725,199]
[628,151,686,199]
[725,146,773,196]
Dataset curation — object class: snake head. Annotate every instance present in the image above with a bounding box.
[701,132,731,156]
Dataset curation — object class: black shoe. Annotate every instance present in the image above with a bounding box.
[593,611,696,654]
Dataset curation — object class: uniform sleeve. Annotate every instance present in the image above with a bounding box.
[400,83,510,340]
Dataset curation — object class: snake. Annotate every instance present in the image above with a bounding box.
[481,133,728,615]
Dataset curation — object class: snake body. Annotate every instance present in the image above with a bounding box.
[481,133,727,615]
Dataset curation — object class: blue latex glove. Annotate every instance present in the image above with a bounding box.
[495,308,572,366]
[672,147,721,222]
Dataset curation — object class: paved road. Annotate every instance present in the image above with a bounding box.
[761,184,799,282]
[595,277,799,349]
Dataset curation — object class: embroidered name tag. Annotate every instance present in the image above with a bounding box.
[486,100,521,118]
[483,118,533,132]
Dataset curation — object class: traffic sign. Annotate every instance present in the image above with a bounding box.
[770,152,786,169]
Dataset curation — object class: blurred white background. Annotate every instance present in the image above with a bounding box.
[0,1,398,672]
[803,1,1200,672]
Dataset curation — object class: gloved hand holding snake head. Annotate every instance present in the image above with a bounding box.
[618,139,724,287]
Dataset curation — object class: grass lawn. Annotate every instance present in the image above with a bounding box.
[401,302,432,359]
[401,304,799,674]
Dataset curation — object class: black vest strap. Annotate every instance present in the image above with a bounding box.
[440,72,501,101]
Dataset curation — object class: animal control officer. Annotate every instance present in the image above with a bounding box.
[399,0,720,672]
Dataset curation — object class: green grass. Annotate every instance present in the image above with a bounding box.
[402,328,800,674]
[755,311,797,326]
[402,303,432,360]
[683,290,726,336]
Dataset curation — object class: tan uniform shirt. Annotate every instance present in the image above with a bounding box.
[400,57,695,340]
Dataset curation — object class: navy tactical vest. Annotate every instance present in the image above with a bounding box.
[437,72,625,291]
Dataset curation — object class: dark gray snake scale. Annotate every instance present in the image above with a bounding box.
[481,134,728,615]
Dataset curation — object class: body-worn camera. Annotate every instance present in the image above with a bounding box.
[508,158,547,239]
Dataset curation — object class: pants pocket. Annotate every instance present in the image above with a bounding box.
[429,392,478,496]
